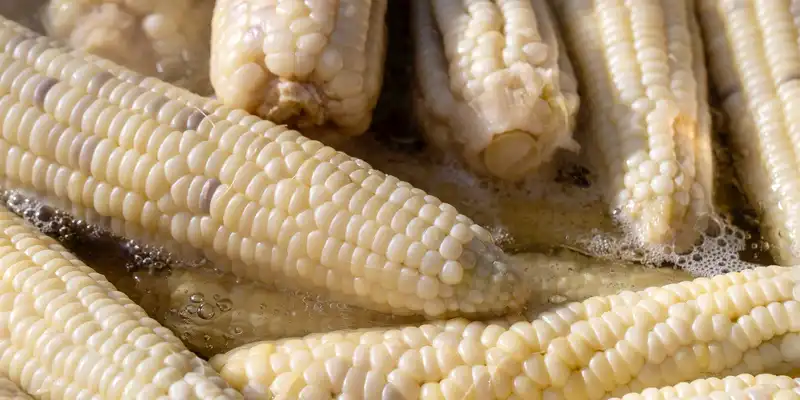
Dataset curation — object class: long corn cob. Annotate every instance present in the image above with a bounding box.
[613,374,800,400]
[0,377,33,400]
[0,205,242,399]
[412,0,580,181]
[551,0,714,247]
[210,0,388,136]
[696,0,800,265]
[43,0,215,95]
[210,265,800,399]
[0,15,528,318]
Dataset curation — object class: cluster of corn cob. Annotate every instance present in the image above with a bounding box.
[211,265,800,399]
[615,374,800,400]
[696,0,800,266]
[412,0,580,181]
[43,0,215,95]
[0,14,529,319]
[550,0,715,249]
[0,205,242,399]
[210,0,388,136]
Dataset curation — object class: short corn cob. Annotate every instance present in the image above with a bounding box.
[412,0,580,181]
[210,265,800,399]
[43,0,214,94]
[0,205,242,399]
[210,0,388,135]
[0,15,528,318]
[551,0,715,247]
[0,377,33,400]
[613,374,800,400]
[696,0,800,265]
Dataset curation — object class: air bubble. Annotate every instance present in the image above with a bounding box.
[216,299,233,312]
[189,293,204,303]
[197,303,216,320]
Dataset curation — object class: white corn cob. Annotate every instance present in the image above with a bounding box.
[0,377,33,400]
[412,0,580,181]
[0,205,242,399]
[43,0,214,94]
[696,0,800,265]
[613,374,800,400]
[209,265,800,399]
[551,0,714,247]
[0,15,528,318]
[210,0,388,135]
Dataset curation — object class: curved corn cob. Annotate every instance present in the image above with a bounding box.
[613,374,800,400]
[210,0,388,135]
[43,0,214,94]
[210,265,800,399]
[412,0,580,181]
[551,0,714,248]
[0,205,242,399]
[696,0,800,265]
[0,15,528,318]
[0,377,33,400]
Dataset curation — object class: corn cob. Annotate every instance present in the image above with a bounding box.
[614,374,800,400]
[210,0,388,135]
[43,0,214,95]
[0,377,33,400]
[0,205,242,399]
[696,0,800,265]
[0,15,527,318]
[412,0,580,181]
[550,0,714,247]
[209,265,800,399]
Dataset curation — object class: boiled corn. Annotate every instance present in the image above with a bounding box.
[210,0,388,135]
[210,265,800,399]
[0,205,242,399]
[614,374,800,400]
[43,0,214,94]
[0,376,33,400]
[696,0,800,265]
[412,0,580,181]
[0,15,528,318]
[551,0,715,247]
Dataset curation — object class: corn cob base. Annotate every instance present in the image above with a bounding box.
[412,0,580,181]
[0,376,33,400]
[209,0,388,136]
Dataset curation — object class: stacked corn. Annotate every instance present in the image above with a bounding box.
[697,0,800,265]
[0,205,242,399]
[210,0,388,135]
[210,265,800,399]
[43,0,215,94]
[551,0,715,248]
[0,377,33,400]
[614,374,800,400]
[0,14,528,319]
[412,0,580,181]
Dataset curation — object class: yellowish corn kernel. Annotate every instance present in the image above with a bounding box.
[43,0,214,94]
[551,0,714,248]
[697,0,800,265]
[210,0,388,135]
[210,265,800,399]
[412,0,580,181]
[0,204,242,399]
[0,15,529,318]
